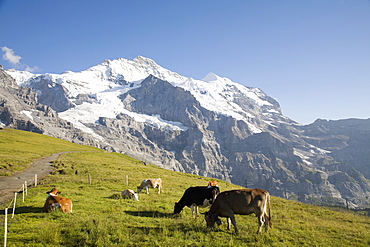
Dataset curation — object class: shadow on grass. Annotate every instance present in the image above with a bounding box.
[126,222,210,234]
[125,210,173,218]
[0,206,43,215]
[106,193,122,200]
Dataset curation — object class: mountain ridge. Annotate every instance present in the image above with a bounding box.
[2,57,370,207]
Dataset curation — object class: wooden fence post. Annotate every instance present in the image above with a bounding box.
[12,192,17,218]
[35,174,38,187]
[4,208,8,247]
[25,181,28,196]
[88,173,92,185]
[126,175,129,186]
[22,184,25,203]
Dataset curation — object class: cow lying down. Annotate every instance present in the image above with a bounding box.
[204,188,272,234]
[43,188,73,213]
[122,189,139,201]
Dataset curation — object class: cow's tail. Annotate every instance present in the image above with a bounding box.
[267,193,272,229]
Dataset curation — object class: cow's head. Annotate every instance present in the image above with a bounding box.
[46,188,61,196]
[204,211,222,229]
[132,193,139,201]
[173,202,182,214]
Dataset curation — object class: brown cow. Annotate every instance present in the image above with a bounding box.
[204,188,272,234]
[137,178,162,194]
[207,181,218,187]
[43,188,73,213]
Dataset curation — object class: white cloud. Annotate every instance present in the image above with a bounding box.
[1,46,21,65]
[1,46,40,72]
[25,65,40,72]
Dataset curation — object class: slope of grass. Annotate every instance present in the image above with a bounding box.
[0,128,99,176]
[1,129,370,246]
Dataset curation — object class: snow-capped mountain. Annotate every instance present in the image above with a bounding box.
[7,56,284,135]
[3,57,370,207]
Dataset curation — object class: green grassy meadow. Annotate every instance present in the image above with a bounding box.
[1,128,370,246]
[0,128,98,176]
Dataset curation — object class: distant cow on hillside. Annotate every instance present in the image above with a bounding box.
[137,178,162,194]
[174,186,220,217]
[43,188,73,213]
[207,181,218,187]
[122,189,139,201]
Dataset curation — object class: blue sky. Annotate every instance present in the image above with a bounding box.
[1,0,369,124]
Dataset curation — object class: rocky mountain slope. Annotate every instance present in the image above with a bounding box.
[0,65,102,147]
[2,58,370,207]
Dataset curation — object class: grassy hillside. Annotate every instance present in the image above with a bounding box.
[0,128,98,176]
[1,129,370,246]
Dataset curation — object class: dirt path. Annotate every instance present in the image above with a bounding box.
[0,152,68,206]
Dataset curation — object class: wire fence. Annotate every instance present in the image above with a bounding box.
[2,174,38,247]
[2,172,94,246]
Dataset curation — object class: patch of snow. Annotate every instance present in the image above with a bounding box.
[308,144,331,154]
[21,110,34,120]
[5,69,36,85]
[294,148,313,166]
[59,87,188,133]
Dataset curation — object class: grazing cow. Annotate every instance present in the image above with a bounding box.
[204,188,272,234]
[43,188,73,213]
[137,178,162,194]
[122,189,139,201]
[174,186,220,217]
[207,181,218,187]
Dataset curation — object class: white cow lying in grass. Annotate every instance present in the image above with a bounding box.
[122,189,139,201]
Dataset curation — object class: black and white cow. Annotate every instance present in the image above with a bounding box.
[174,186,220,217]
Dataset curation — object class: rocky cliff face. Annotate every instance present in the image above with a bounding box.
[301,118,370,183]
[2,57,370,208]
[0,67,102,147]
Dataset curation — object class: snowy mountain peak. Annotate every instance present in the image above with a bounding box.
[202,72,221,82]
[5,56,286,135]
[5,69,35,85]
[132,56,157,65]
[85,56,187,85]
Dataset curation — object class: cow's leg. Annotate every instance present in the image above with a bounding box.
[157,185,161,194]
[63,203,72,213]
[229,214,238,234]
[226,217,231,230]
[146,187,149,194]
[52,203,60,212]
[264,212,269,231]
[257,213,266,234]
[190,204,195,217]
[62,205,69,213]
[195,206,199,216]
